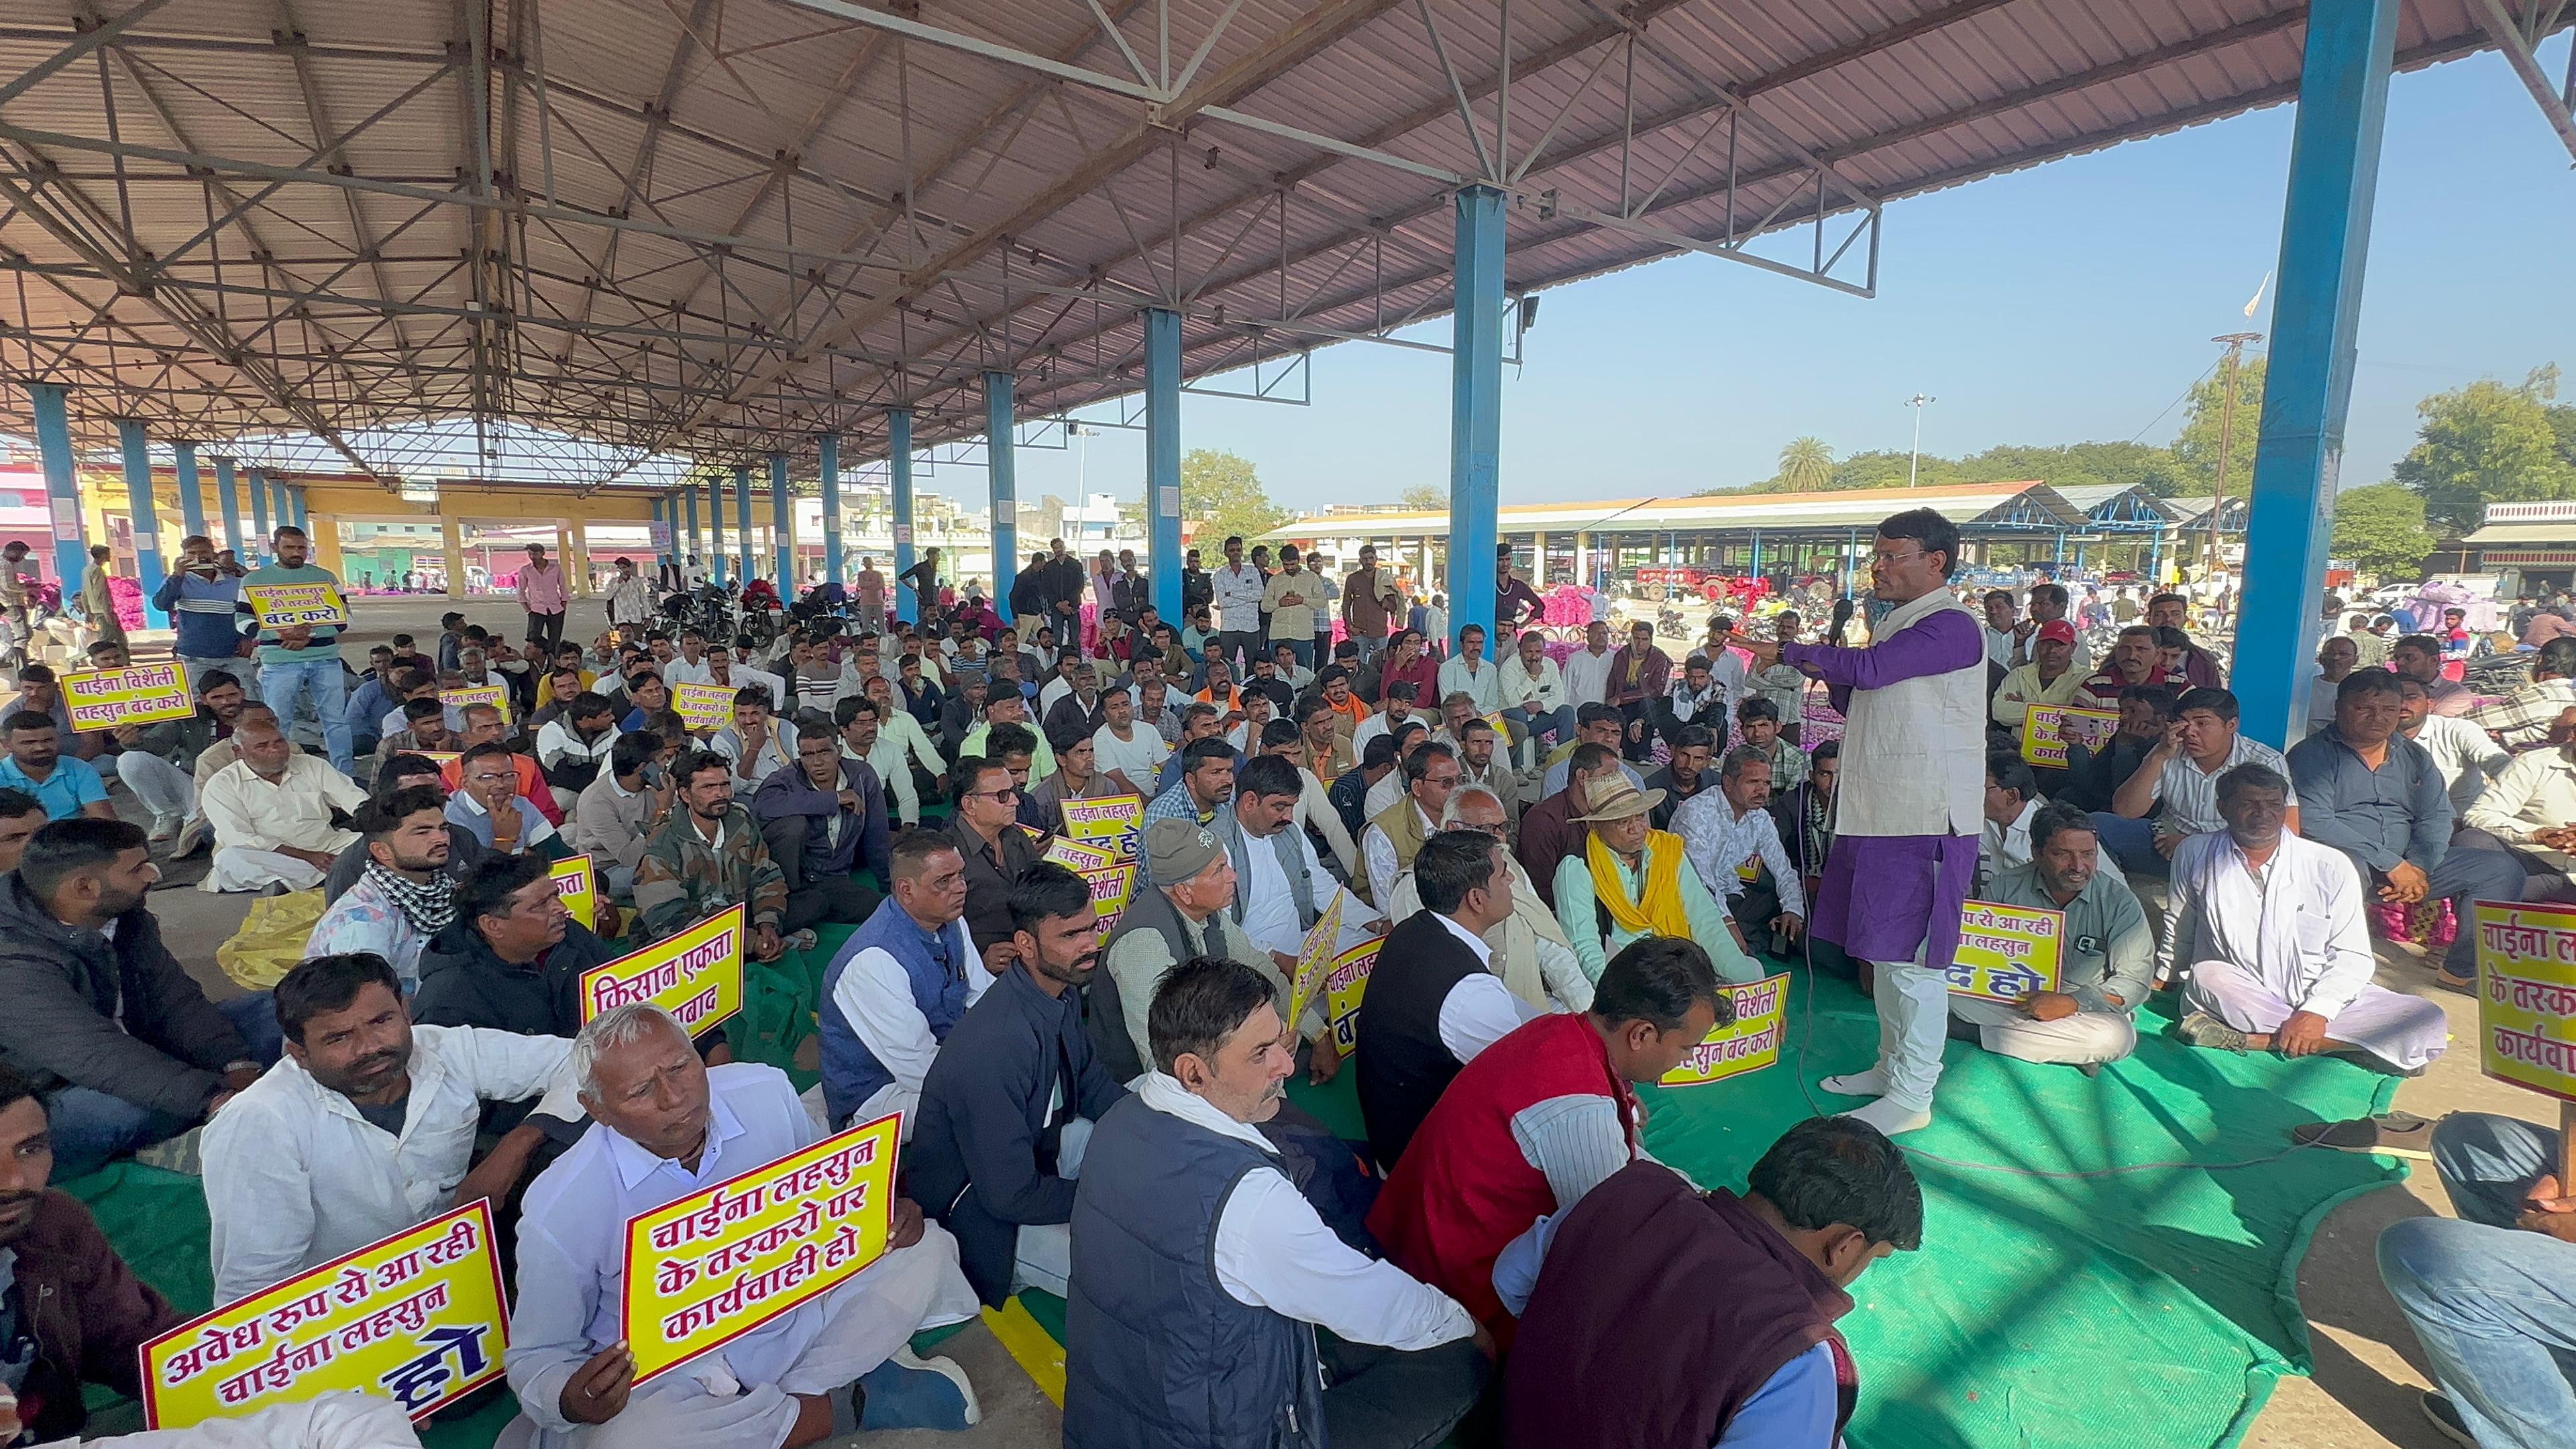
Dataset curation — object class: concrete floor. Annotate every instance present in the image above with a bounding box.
[103,592,2551,1449]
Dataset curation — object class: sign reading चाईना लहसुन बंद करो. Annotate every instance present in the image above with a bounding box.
[1060,794,1144,861]
[1078,862,1136,943]
[1661,972,1792,1086]
[139,1201,506,1429]
[1040,835,1118,872]
[2473,899,2576,1102]
[578,904,743,1036]
[62,661,195,731]
[551,855,596,926]
[671,682,737,733]
[1324,937,1385,1055]
[2020,704,2120,769]
[241,580,349,631]
[1946,901,2065,1003]
[621,1112,902,1385]
[439,684,511,726]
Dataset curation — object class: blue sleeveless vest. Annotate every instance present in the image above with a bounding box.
[819,896,973,1127]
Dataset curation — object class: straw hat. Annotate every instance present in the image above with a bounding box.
[1571,780,1664,824]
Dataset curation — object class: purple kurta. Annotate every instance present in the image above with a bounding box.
[1784,608,1984,965]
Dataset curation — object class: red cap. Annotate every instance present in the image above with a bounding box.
[2037,621,2078,645]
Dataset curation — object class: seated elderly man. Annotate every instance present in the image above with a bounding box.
[910,863,1128,1305]
[818,833,990,1135]
[1094,818,1274,1084]
[0,818,281,1176]
[449,740,573,862]
[1673,746,1807,956]
[439,702,564,826]
[1386,787,1591,1014]
[2288,669,2524,992]
[1357,828,1544,1170]
[1361,740,1460,908]
[1954,802,2150,1074]
[506,1004,983,1446]
[2462,704,2576,902]
[1554,780,1759,985]
[203,951,577,1304]
[114,666,246,844]
[1368,937,1727,1341]
[201,712,368,893]
[1499,1120,1923,1449]
[2165,763,2450,1074]
[1064,957,1489,1449]
[305,786,457,990]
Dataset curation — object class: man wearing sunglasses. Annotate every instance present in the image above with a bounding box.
[947,756,1040,965]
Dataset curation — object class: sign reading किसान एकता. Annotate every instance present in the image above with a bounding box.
[241,580,349,630]
[550,855,596,926]
[578,904,744,1035]
[619,1112,901,1384]
[1945,901,2065,1003]
[63,661,195,731]
[1660,973,1792,1086]
[140,1202,506,1428]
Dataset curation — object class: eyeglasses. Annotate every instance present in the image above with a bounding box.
[1424,772,1462,788]
[1871,549,1929,568]
[969,786,1023,802]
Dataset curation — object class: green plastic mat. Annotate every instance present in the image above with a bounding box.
[63,951,2402,1449]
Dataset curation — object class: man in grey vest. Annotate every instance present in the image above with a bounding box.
[1095,820,1289,1084]
[1065,956,1489,1449]
[1211,755,1383,1085]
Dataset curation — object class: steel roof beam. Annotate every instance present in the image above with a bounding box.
[2472,0,2576,162]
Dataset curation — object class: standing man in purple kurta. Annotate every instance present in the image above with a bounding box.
[1741,509,1987,1134]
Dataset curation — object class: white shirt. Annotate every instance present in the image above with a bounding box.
[662,652,714,686]
[535,718,619,774]
[2159,829,2376,1018]
[2410,713,2510,816]
[1134,1071,1474,1350]
[824,913,993,1138]
[2145,733,2291,836]
[846,732,922,826]
[1670,791,1804,917]
[605,572,655,625]
[2467,747,2576,853]
[1498,654,1565,714]
[1360,802,1432,910]
[204,1024,576,1305]
[710,718,800,792]
[1350,708,1418,761]
[1429,914,1540,1061]
[202,754,367,855]
[1563,646,1616,709]
[1092,722,1169,790]
[1213,563,1267,631]
[1364,769,1408,823]
[1234,819,1346,959]
[1436,655,1502,714]
[1980,796,2044,880]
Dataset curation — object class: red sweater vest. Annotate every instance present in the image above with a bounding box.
[1364,1010,1635,1335]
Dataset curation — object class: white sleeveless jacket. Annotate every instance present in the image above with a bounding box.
[1830,588,1987,839]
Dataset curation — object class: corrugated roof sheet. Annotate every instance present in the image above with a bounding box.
[1265,478,2093,537]
[0,0,2533,486]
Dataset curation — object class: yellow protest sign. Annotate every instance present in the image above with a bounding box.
[1661,973,1791,1086]
[2021,704,2118,769]
[241,580,349,629]
[1079,863,1136,942]
[63,661,195,731]
[1284,890,1348,1029]
[580,904,744,1036]
[1324,937,1384,1054]
[1042,835,1118,871]
[1061,793,1144,860]
[1947,901,2065,1002]
[621,1113,902,1385]
[439,684,511,726]
[551,855,596,927]
[140,1202,506,1428]
[2474,900,2576,1102]
[672,682,737,732]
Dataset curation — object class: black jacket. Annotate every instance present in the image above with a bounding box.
[410,916,616,1038]
[0,875,249,1119]
[909,962,1128,1305]
[1009,564,1051,621]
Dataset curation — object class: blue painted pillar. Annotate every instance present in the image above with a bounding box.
[115,420,168,625]
[1145,308,1185,626]
[890,409,918,621]
[732,465,754,585]
[683,480,702,578]
[26,384,87,596]
[268,476,290,539]
[2235,0,2398,748]
[289,486,307,534]
[247,468,272,561]
[174,441,206,541]
[1448,185,1505,647]
[819,435,845,588]
[707,474,727,586]
[768,454,793,585]
[985,372,1018,623]
[213,457,244,557]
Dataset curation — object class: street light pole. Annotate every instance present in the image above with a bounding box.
[2206,333,2264,583]
[1905,392,1936,487]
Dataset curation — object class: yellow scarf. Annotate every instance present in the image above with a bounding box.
[1586,830,1693,941]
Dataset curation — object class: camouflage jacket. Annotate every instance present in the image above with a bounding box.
[632,802,788,942]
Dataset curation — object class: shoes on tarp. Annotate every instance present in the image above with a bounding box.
[2292,1111,2435,1161]
[2175,1010,2248,1053]
[855,1346,980,1431]
[2420,1390,2476,1447]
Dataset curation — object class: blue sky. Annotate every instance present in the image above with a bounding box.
[973,42,2575,518]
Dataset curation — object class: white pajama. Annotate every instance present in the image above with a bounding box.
[1948,996,2138,1065]
[1870,947,1951,1112]
[2184,957,2449,1072]
[117,749,195,822]
[209,845,326,893]
[1010,1116,1093,1299]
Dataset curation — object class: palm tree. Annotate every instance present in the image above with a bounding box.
[1777,436,1835,492]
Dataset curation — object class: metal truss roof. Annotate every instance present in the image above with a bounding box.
[0,0,2548,492]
